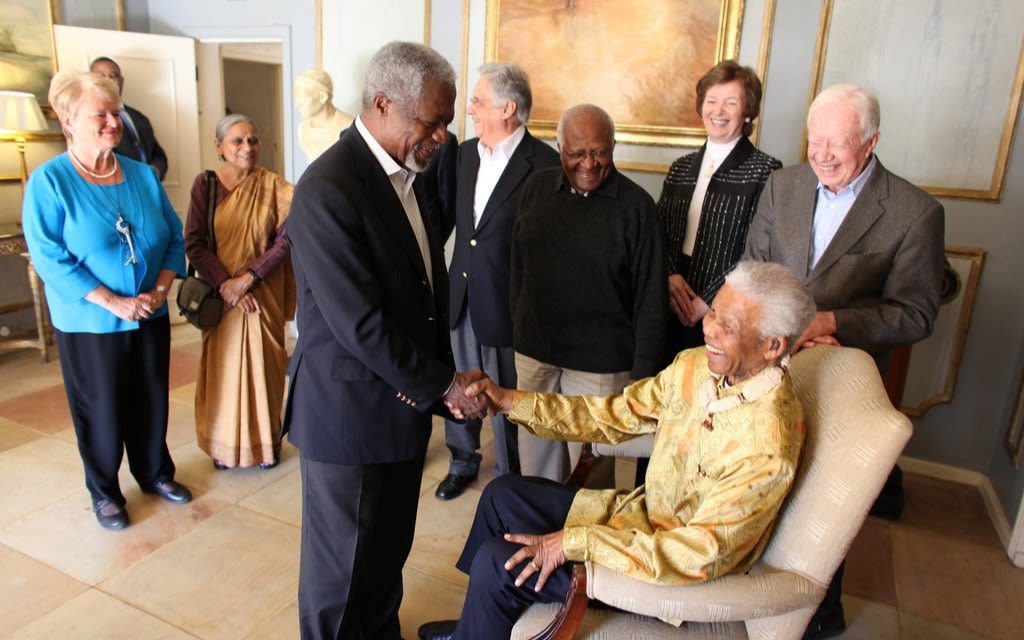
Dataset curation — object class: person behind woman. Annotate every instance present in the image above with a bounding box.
[657,60,782,352]
[22,70,191,531]
[185,114,294,470]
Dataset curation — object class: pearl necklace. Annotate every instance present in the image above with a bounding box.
[698,356,788,431]
[68,148,119,180]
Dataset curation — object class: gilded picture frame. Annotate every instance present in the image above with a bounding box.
[900,246,985,417]
[484,0,744,147]
[807,0,1024,201]
[1007,367,1024,469]
[0,0,58,110]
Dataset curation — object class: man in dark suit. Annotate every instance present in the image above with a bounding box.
[744,83,945,640]
[284,41,486,640]
[433,63,561,501]
[90,57,169,180]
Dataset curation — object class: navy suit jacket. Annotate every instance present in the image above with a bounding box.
[284,126,455,465]
[446,130,560,346]
[117,105,168,181]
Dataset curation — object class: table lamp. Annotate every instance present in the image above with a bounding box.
[0,90,49,189]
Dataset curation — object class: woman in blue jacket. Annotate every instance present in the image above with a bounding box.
[22,70,192,530]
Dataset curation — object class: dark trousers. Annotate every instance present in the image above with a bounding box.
[298,454,425,640]
[443,308,519,477]
[452,475,579,640]
[55,315,175,507]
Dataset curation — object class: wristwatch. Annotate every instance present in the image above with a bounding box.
[156,285,169,295]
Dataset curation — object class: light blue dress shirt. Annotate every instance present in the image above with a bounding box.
[810,156,877,267]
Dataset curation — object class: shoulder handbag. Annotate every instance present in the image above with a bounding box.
[177,170,224,329]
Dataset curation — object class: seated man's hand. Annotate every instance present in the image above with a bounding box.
[444,370,489,420]
[503,530,566,592]
[464,378,521,416]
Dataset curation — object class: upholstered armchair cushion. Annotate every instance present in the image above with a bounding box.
[512,346,912,640]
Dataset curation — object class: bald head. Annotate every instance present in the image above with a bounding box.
[556,104,615,194]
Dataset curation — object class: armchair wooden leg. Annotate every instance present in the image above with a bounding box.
[565,443,596,488]
[527,564,590,640]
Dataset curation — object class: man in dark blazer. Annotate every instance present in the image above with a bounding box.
[90,57,169,180]
[434,63,561,501]
[744,83,945,640]
[284,42,485,640]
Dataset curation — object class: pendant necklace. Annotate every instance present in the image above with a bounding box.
[70,152,138,265]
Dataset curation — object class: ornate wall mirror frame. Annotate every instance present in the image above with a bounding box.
[901,246,985,417]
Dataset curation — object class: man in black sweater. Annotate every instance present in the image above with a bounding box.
[510,103,668,483]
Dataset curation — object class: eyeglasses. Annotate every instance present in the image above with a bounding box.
[469,96,504,109]
[562,148,612,162]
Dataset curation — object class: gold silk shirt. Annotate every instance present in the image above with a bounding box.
[507,347,805,586]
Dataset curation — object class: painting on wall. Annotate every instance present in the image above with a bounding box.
[485,0,743,147]
[809,0,1024,201]
[0,0,57,110]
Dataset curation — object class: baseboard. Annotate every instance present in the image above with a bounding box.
[899,456,1013,551]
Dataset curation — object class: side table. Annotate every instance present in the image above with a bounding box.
[0,226,52,362]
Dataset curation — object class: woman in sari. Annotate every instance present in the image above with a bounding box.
[185,114,294,469]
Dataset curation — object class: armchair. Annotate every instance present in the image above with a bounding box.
[511,345,912,640]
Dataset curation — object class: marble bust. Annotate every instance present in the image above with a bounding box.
[294,69,353,162]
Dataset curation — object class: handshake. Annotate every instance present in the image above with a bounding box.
[442,370,518,420]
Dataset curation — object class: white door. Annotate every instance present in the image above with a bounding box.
[53,25,199,218]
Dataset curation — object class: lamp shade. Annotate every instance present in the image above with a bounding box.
[0,91,48,134]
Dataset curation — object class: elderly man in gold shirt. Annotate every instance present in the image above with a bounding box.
[419,261,816,640]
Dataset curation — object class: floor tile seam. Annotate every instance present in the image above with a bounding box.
[0,541,94,592]
[890,522,1009,556]
[88,584,206,639]
[896,608,1003,640]
[402,563,470,590]
[234,502,301,530]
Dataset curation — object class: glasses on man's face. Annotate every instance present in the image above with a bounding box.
[469,96,503,109]
[563,148,612,162]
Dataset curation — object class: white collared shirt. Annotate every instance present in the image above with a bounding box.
[473,125,526,227]
[355,116,433,288]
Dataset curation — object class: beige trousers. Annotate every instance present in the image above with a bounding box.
[514,352,630,484]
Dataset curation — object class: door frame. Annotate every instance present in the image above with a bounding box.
[186,26,296,183]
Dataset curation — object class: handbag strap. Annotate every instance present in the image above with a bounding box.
[187,170,219,278]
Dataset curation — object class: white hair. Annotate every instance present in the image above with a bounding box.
[724,261,816,347]
[807,83,880,143]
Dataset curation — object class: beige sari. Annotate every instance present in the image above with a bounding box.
[195,167,294,467]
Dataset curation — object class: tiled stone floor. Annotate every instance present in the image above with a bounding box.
[0,323,1021,638]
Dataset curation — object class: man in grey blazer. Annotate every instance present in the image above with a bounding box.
[744,84,945,640]
[434,63,560,501]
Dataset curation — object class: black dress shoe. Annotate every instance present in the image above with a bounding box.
[142,480,193,504]
[418,619,457,640]
[435,474,475,501]
[213,459,229,470]
[803,603,846,640]
[93,499,128,530]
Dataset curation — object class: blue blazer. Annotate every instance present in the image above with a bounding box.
[446,130,560,347]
